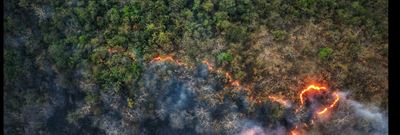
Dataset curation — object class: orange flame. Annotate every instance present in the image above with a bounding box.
[225,73,233,81]
[202,60,214,70]
[231,81,240,87]
[224,73,241,87]
[151,55,173,63]
[112,51,299,109]
[290,125,300,135]
[300,85,327,105]
[298,84,340,116]
[317,92,340,115]
[150,55,186,66]
[202,60,244,91]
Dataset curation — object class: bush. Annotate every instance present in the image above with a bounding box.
[79,35,87,44]
[202,0,214,12]
[4,49,25,80]
[85,93,98,105]
[106,7,120,24]
[319,47,333,59]
[217,52,233,62]
[217,20,231,31]
[127,98,135,108]
[48,42,69,70]
[226,26,247,43]
[351,2,367,14]
[66,111,84,125]
[131,63,142,78]
[271,30,287,41]
[234,71,246,80]
[299,0,315,7]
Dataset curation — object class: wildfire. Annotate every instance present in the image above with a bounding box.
[224,72,241,87]
[146,55,342,135]
[298,84,340,116]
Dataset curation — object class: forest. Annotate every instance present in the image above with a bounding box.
[4,0,387,134]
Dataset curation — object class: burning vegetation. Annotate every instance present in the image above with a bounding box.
[147,55,348,135]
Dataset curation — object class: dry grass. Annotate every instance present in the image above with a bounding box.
[243,22,387,110]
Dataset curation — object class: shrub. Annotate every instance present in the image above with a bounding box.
[127,98,135,108]
[4,49,25,80]
[85,93,98,105]
[234,71,246,80]
[66,111,84,125]
[217,52,233,62]
[79,35,87,44]
[202,0,214,12]
[271,30,287,41]
[217,20,231,31]
[226,26,247,43]
[299,0,315,7]
[319,47,333,59]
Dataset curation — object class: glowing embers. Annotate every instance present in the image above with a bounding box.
[268,96,291,108]
[290,130,299,135]
[225,72,241,87]
[202,60,214,70]
[150,55,186,66]
[298,84,340,116]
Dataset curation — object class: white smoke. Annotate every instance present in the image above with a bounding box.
[236,120,288,135]
[337,92,388,134]
[236,121,266,135]
[348,100,386,123]
[237,126,266,135]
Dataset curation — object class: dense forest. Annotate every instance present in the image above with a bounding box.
[4,0,387,134]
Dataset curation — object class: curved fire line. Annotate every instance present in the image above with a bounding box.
[121,54,342,135]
